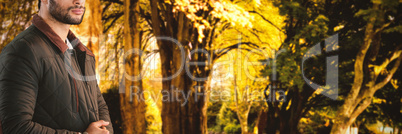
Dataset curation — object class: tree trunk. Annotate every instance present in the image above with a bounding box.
[158,44,206,134]
[331,123,349,134]
[236,101,251,134]
[257,110,268,134]
[200,78,211,134]
[330,3,377,133]
[263,87,311,134]
[119,0,147,133]
[149,0,210,133]
[239,115,249,134]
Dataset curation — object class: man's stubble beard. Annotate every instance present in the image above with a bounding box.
[48,0,85,25]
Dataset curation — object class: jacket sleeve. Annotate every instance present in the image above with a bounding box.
[0,39,79,134]
[96,83,114,134]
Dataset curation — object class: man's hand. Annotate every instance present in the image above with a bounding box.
[84,120,110,134]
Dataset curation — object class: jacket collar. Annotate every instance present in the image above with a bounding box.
[32,14,95,57]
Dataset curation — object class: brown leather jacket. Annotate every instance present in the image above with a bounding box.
[0,14,113,134]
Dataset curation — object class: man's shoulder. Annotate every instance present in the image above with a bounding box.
[1,25,49,56]
[12,25,47,46]
[0,27,48,65]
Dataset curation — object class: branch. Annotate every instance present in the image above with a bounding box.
[249,29,264,43]
[102,12,124,21]
[349,97,372,125]
[139,7,152,27]
[141,29,154,50]
[103,13,124,33]
[248,10,283,32]
[233,28,272,47]
[374,21,393,34]
[213,42,260,60]
[347,4,379,102]
[373,46,402,77]
[373,48,402,91]
[102,2,112,14]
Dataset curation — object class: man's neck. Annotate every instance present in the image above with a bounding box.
[38,10,70,42]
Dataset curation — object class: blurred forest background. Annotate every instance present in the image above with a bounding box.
[1,0,402,133]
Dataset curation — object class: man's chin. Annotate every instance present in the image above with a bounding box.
[69,21,83,25]
[67,16,84,25]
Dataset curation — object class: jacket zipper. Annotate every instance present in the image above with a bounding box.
[71,50,80,113]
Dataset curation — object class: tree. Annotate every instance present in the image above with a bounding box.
[119,0,147,133]
[211,1,285,133]
[146,0,256,133]
[257,0,385,133]
[259,0,342,133]
[331,1,402,133]
[148,0,211,132]
[0,0,37,51]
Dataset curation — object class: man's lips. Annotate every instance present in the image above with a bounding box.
[71,9,84,15]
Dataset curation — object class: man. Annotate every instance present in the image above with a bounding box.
[0,0,113,133]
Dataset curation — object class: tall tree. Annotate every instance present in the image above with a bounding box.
[209,1,285,132]
[331,0,402,133]
[146,0,256,133]
[119,0,147,133]
[258,0,379,133]
[259,0,342,133]
[148,0,209,132]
